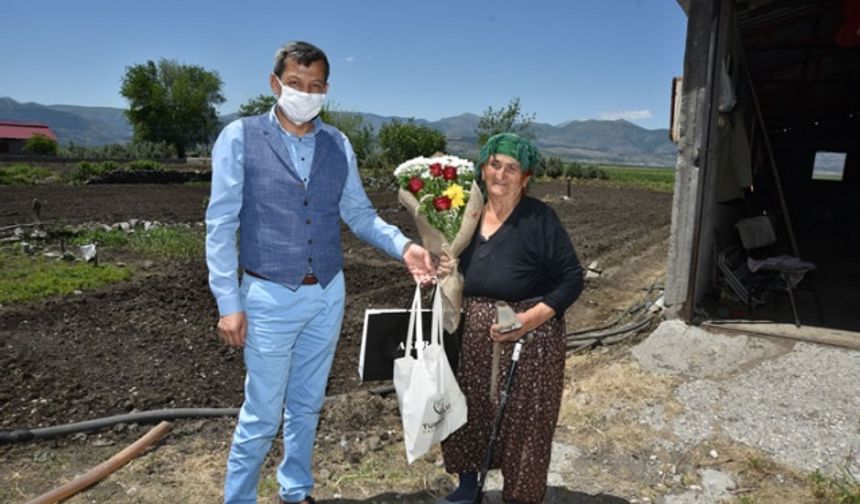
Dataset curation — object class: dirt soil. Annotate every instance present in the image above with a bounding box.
[0,181,692,503]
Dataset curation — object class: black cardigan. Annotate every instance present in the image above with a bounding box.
[460,196,584,316]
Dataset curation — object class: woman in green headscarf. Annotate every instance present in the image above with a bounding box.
[436,133,584,504]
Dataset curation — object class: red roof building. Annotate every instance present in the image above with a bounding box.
[0,121,58,154]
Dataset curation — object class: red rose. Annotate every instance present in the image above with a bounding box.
[407,176,424,193]
[433,196,452,211]
[442,165,457,180]
[429,163,443,177]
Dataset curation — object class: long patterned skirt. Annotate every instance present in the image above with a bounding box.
[441,296,567,504]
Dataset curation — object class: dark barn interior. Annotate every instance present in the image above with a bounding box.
[673,0,860,335]
[739,0,860,330]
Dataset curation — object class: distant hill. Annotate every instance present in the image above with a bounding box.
[531,119,677,166]
[357,112,676,166]
[0,97,677,166]
[0,97,133,146]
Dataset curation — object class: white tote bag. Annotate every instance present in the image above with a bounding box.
[393,284,468,463]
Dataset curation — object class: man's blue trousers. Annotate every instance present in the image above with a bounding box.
[224,272,345,503]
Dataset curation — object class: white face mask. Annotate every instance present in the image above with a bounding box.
[275,78,326,126]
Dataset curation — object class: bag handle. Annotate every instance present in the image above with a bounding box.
[431,284,444,349]
[404,284,424,360]
[431,283,449,396]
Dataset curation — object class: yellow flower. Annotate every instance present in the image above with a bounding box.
[443,184,466,209]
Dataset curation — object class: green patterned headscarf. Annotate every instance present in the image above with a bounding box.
[475,132,541,180]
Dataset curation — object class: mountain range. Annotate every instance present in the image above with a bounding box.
[0,97,678,166]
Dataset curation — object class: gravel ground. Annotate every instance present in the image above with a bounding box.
[634,320,860,476]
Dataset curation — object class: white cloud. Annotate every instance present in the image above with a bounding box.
[599,109,653,121]
[345,56,355,63]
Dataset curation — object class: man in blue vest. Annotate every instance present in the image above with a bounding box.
[205,41,435,504]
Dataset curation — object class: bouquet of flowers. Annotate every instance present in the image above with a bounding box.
[395,155,484,333]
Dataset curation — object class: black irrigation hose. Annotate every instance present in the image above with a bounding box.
[585,315,654,341]
[566,315,656,352]
[569,341,599,355]
[566,284,663,338]
[0,408,238,445]
[566,301,645,336]
[567,313,655,342]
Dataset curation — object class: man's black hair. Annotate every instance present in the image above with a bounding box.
[273,41,330,82]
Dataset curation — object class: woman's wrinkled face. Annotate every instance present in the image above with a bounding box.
[481,154,530,201]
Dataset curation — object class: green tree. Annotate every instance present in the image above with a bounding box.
[320,104,375,166]
[22,134,58,156]
[238,94,277,117]
[378,120,447,166]
[564,161,583,179]
[120,58,225,158]
[545,156,564,179]
[476,97,536,146]
[59,140,176,159]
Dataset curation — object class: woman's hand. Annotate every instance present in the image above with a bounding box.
[489,302,556,342]
[435,252,456,278]
[489,312,530,342]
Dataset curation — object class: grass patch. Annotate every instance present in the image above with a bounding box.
[809,469,860,503]
[258,475,279,497]
[129,227,204,261]
[745,454,777,475]
[597,165,676,192]
[0,164,57,185]
[67,228,130,248]
[0,249,131,304]
[64,226,204,260]
[0,223,200,305]
[65,160,120,184]
[126,159,164,172]
[325,442,449,494]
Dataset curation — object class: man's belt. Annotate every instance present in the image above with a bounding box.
[244,270,319,285]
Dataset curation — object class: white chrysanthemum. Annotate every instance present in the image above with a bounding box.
[393,155,474,178]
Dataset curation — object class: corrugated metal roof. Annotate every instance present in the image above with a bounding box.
[736,0,860,129]
[739,2,820,45]
[0,121,58,141]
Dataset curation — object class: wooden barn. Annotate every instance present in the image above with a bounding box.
[665,0,860,346]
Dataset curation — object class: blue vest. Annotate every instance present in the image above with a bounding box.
[239,114,347,288]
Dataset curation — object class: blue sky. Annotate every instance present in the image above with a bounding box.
[1,0,687,130]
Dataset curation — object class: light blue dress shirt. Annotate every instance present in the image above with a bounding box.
[206,109,409,316]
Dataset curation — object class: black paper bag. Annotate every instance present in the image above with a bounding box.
[358,309,463,382]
